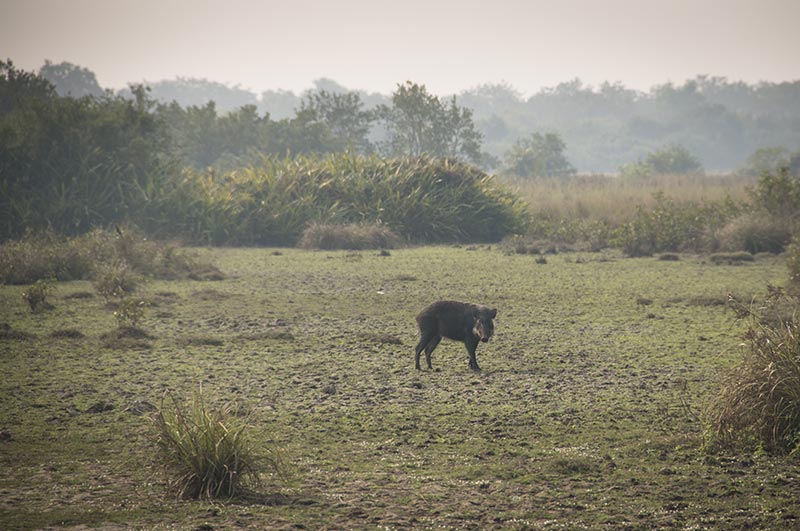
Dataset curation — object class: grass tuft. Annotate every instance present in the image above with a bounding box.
[152,387,285,499]
[706,288,800,455]
[298,222,403,250]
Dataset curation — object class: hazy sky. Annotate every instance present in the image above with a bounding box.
[2,0,799,96]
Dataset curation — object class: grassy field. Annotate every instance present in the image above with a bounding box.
[504,173,753,225]
[1,246,798,530]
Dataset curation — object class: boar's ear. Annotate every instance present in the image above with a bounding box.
[490,308,497,319]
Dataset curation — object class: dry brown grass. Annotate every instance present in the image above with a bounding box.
[503,173,753,225]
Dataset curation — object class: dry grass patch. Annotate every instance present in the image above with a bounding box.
[298,222,402,250]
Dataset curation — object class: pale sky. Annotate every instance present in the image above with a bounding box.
[2,0,799,96]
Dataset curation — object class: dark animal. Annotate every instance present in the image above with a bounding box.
[414,300,497,371]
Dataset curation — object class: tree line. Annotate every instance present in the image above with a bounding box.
[37,60,800,173]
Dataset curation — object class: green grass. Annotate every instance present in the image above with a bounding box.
[0,246,797,530]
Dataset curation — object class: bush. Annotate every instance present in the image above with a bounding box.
[749,168,800,223]
[0,230,93,284]
[113,298,148,328]
[21,279,54,313]
[152,388,284,499]
[611,193,738,256]
[143,154,528,245]
[92,262,141,300]
[0,228,221,285]
[298,222,402,250]
[716,213,791,254]
[706,288,800,455]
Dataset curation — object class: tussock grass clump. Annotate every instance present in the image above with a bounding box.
[152,388,284,499]
[93,262,141,300]
[706,288,800,455]
[0,231,92,284]
[298,222,402,250]
[716,213,791,254]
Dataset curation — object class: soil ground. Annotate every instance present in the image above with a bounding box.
[1,246,798,530]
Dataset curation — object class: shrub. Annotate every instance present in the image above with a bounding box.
[145,154,528,245]
[93,262,141,300]
[716,213,791,254]
[21,279,54,313]
[113,298,148,328]
[749,168,800,223]
[706,288,800,455]
[0,228,222,285]
[298,222,402,250]
[612,193,739,256]
[0,231,93,284]
[152,388,284,499]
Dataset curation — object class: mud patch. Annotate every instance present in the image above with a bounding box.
[0,323,35,341]
[177,335,225,347]
[50,328,85,339]
[100,326,154,349]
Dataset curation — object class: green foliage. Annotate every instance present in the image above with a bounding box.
[153,387,283,499]
[145,154,527,245]
[716,213,791,254]
[619,144,704,178]
[749,167,800,223]
[0,230,92,284]
[0,228,219,285]
[113,297,148,328]
[612,193,739,256]
[38,60,104,98]
[92,262,140,300]
[502,132,576,177]
[378,82,483,164]
[736,147,791,177]
[706,288,800,455]
[21,279,54,313]
[0,60,175,239]
[298,222,402,250]
[297,90,375,154]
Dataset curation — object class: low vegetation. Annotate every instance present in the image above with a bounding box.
[1,246,797,530]
[706,288,800,455]
[0,227,222,285]
[298,221,402,250]
[153,388,282,500]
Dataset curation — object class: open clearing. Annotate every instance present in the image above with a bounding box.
[1,246,798,530]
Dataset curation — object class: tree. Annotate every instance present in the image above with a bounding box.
[736,147,791,177]
[619,144,704,178]
[297,89,375,153]
[378,81,482,164]
[38,60,103,98]
[502,132,576,177]
[644,144,703,175]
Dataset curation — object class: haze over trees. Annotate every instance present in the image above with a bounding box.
[26,59,800,174]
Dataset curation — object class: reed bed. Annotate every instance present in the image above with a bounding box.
[503,173,753,226]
